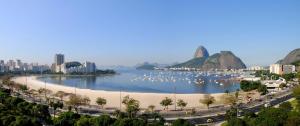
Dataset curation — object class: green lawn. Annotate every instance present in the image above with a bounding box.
[221,122,228,126]
[290,99,298,110]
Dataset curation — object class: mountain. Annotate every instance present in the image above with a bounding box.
[136,62,157,70]
[171,46,246,70]
[201,51,246,70]
[277,48,300,65]
[194,46,209,58]
[171,57,207,68]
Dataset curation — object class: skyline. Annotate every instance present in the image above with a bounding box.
[0,0,300,66]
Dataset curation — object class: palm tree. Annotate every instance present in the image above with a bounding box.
[160,97,173,111]
[148,105,156,113]
[96,97,107,109]
[177,99,187,111]
[200,94,215,109]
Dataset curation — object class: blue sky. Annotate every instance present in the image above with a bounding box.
[0,0,299,66]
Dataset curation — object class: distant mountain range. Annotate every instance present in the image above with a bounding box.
[171,46,246,70]
[136,62,172,70]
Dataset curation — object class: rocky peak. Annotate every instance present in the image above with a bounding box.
[194,46,209,59]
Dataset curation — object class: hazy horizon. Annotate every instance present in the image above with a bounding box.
[0,0,300,67]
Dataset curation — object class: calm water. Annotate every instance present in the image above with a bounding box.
[37,69,240,94]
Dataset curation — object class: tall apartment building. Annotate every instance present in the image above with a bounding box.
[55,54,65,73]
[270,64,296,75]
[83,61,96,73]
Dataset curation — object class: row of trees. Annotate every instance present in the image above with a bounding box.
[0,85,194,126]
[240,80,268,95]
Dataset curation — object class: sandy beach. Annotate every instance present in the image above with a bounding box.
[13,76,226,110]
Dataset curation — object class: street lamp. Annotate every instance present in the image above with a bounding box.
[174,86,177,111]
[119,88,122,111]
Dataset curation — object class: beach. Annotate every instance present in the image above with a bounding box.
[13,76,226,110]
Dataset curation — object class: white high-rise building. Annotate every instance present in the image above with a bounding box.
[15,59,23,70]
[270,64,296,75]
[7,60,16,71]
[83,61,96,73]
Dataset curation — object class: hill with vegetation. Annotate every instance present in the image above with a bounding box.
[277,48,300,65]
[172,48,246,70]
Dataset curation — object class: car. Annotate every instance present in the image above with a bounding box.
[264,102,271,108]
[206,118,214,123]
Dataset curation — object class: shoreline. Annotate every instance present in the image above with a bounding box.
[13,76,226,110]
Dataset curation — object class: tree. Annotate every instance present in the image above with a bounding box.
[282,73,296,81]
[172,119,192,126]
[225,107,237,120]
[227,117,246,126]
[148,105,155,113]
[50,100,64,117]
[66,95,83,113]
[279,83,287,90]
[253,108,288,126]
[17,84,28,94]
[222,94,237,106]
[53,112,81,126]
[122,95,140,118]
[55,91,66,101]
[91,115,116,126]
[38,88,52,103]
[82,96,91,107]
[240,80,261,91]
[76,116,91,126]
[258,85,268,95]
[177,99,187,111]
[200,94,215,109]
[279,102,292,112]
[160,97,173,111]
[113,118,146,126]
[286,116,300,126]
[96,97,107,109]
[293,86,300,111]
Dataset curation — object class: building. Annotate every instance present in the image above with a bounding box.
[283,65,296,74]
[247,66,265,71]
[61,61,96,74]
[83,61,96,73]
[55,54,65,73]
[270,64,296,75]
[262,78,286,92]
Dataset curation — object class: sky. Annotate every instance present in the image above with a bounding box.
[0,0,299,67]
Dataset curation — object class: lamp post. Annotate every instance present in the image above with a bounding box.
[44,80,47,103]
[174,86,177,111]
[119,89,122,111]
